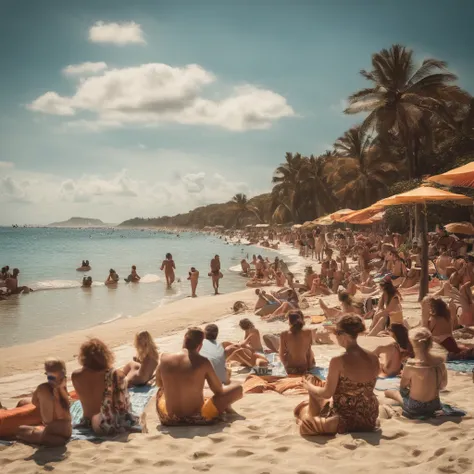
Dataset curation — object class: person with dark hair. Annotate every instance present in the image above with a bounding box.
[82,276,93,288]
[105,268,119,286]
[156,328,243,425]
[187,267,200,297]
[72,338,138,434]
[161,253,176,288]
[124,265,141,283]
[279,311,315,374]
[423,297,474,360]
[17,358,71,446]
[319,291,360,321]
[367,278,403,336]
[200,324,229,384]
[222,320,268,368]
[373,324,413,377]
[294,315,379,435]
[5,268,33,294]
[209,255,222,295]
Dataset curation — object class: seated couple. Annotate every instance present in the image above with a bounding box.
[156,327,243,426]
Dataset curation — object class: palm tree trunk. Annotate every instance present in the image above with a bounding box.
[418,204,429,301]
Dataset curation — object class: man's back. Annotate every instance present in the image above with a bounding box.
[158,351,209,417]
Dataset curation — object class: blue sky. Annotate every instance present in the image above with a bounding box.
[1,0,473,224]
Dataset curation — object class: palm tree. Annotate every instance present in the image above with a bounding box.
[345,44,468,178]
[229,193,261,227]
[298,154,338,216]
[329,126,400,207]
[272,152,305,222]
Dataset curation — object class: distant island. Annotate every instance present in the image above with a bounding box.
[48,217,109,227]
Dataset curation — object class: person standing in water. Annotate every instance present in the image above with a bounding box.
[188,267,199,297]
[210,255,221,295]
[161,253,176,288]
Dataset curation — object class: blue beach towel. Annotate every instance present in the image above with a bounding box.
[71,385,157,441]
[446,360,474,373]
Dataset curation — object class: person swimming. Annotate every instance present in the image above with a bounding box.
[82,276,93,288]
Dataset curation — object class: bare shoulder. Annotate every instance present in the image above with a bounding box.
[431,355,446,366]
[35,383,51,395]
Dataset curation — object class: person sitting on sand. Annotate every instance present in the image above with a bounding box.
[161,253,176,288]
[275,270,286,287]
[222,319,268,368]
[155,328,243,425]
[423,297,474,360]
[187,267,199,297]
[72,338,139,435]
[210,255,222,295]
[319,291,361,321]
[280,311,315,374]
[17,358,72,447]
[373,324,414,377]
[124,265,141,283]
[436,247,453,280]
[5,268,33,294]
[261,289,300,322]
[200,324,230,385]
[240,259,251,276]
[367,278,403,337]
[384,328,447,419]
[294,315,379,435]
[122,331,159,387]
[254,289,280,316]
[82,276,92,288]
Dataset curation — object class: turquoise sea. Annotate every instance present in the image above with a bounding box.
[0,227,279,347]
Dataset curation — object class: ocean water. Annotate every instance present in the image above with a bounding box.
[0,227,279,347]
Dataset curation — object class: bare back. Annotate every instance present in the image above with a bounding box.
[157,351,219,417]
[338,348,380,382]
[280,329,314,373]
[71,368,107,419]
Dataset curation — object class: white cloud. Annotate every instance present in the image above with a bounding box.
[28,63,295,131]
[88,21,146,46]
[62,62,108,76]
[0,176,31,203]
[59,170,138,203]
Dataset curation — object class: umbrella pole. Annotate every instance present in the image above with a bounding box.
[419,203,429,301]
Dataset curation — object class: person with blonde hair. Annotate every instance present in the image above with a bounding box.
[123,331,160,386]
[72,338,139,435]
[17,358,72,446]
[385,327,447,418]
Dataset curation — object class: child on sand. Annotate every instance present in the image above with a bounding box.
[17,358,72,446]
[188,267,199,297]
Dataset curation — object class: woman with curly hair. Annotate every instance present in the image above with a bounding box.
[122,331,159,387]
[294,315,379,435]
[72,338,139,435]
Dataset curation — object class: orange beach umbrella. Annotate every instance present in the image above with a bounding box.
[376,185,473,206]
[338,204,385,224]
[329,208,355,222]
[445,222,474,235]
[427,162,474,188]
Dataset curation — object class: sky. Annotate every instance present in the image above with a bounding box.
[1,0,473,225]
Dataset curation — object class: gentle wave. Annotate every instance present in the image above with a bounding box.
[229,264,243,272]
[31,274,160,291]
[100,314,130,325]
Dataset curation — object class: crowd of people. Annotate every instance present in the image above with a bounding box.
[1,224,473,447]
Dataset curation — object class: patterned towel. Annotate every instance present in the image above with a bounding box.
[71,385,157,441]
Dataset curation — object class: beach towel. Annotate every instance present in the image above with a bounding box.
[70,385,157,441]
[243,373,324,395]
[446,360,474,373]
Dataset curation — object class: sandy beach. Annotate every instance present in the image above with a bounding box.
[2,244,474,474]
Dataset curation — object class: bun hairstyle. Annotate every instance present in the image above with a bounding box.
[336,314,365,338]
[409,327,433,350]
[288,310,304,333]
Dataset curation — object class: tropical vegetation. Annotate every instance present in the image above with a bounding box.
[120,44,474,230]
